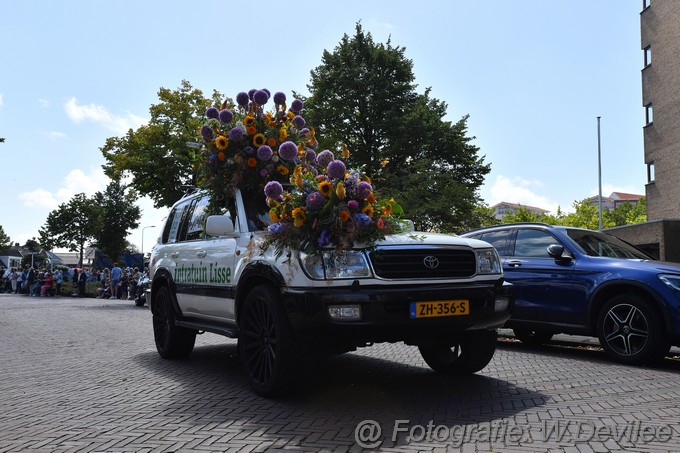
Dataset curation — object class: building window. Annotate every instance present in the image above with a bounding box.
[647,162,655,183]
[644,46,651,67]
[645,103,653,125]
[643,0,650,10]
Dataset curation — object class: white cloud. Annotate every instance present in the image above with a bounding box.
[19,168,108,209]
[0,93,3,107]
[47,131,67,140]
[64,97,147,135]
[486,175,560,214]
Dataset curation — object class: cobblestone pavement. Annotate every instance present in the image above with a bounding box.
[1,293,679,453]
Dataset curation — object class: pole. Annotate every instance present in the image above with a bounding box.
[597,116,603,232]
[141,226,158,257]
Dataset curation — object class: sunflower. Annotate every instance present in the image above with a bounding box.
[278,127,288,142]
[318,180,333,197]
[276,165,290,176]
[361,204,375,218]
[215,135,228,150]
[244,116,255,127]
[292,207,307,227]
[253,133,266,147]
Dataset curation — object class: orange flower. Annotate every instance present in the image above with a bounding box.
[253,133,266,147]
[377,218,385,229]
[215,136,228,150]
[247,157,257,168]
[279,127,288,142]
[335,182,346,200]
[339,210,350,222]
[217,152,225,161]
[267,137,277,147]
[295,174,303,188]
[342,146,350,158]
[318,180,333,197]
[381,204,392,215]
[367,193,376,204]
[246,126,257,135]
[269,209,279,223]
[276,165,290,176]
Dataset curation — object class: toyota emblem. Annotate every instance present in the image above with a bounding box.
[423,255,440,269]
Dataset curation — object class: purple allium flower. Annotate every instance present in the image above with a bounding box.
[257,145,273,161]
[354,213,372,226]
[236,92,250,107]
[262,88,271,97]
[248,89,257,100]
[228,127,244,141]
[305,148,317,162]
[306,192,327,211]
[290,99,303,114]
[244,146,255,155]
[268,223,287,234]
[219,109,233,124]
[264,180,283,199]
[316,150,334,168]
[300,128,310,136]
[278,141,299,161]
[201,125,214,142]
[273,92,286,105]
[253,90,269,105]
[327,160,346,179]
[260,168,269,177]
[206,107,219,119]
[317,229,331,248]
[292,115,306,129]
[347,200,360,211]
[357,181,373,199]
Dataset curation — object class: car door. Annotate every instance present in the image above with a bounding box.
[503,228,586,326]
[174,195,238,323]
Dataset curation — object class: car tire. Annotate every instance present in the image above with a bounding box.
[238,285,299,397]
[596,294,668,365]
[513,328,554,346]
[152,285,196,359]
[418,329,497,375]
[135,297,145,307]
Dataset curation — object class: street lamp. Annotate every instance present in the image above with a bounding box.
[141,225,158,257]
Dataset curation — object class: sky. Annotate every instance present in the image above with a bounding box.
[0,0,646,253]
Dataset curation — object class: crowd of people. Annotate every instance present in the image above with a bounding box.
[0,263,147,300]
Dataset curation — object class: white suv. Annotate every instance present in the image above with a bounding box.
[149,188,513,396]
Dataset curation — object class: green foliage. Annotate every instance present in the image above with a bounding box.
[501,205,543,224]
[39,193,101,266]
[101,80,222,208]
[0,225,10,249]
[91,180,142,260]
[302,23,490,233]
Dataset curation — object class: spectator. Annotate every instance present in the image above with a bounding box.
[27,267,37,297]
[40,272,54,296]
[110,262,122,300]
[17,268,26,294]
[78,270,87,297]
[7,267,19,294]
[53,269,63,296]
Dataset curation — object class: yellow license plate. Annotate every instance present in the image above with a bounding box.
[410,300,469,318]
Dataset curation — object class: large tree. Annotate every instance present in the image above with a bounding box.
[0,225,10,249]
[101,80,222,208]
[302,23,490,232]
[39,193,101,267]
[91,181,142,260]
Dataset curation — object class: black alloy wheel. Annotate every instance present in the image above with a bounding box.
[152,285,196,359]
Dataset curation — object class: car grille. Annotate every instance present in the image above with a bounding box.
[369,247,477,279]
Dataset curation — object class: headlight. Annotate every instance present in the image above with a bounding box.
[658,274,680,291]
[299,250,372,280]
[476,248,502,275]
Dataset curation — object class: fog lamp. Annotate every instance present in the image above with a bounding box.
[494,297,510,312]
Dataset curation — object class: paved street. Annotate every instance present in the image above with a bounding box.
[1,293,679,453]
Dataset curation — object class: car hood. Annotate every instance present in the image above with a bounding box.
[379,232,492,249]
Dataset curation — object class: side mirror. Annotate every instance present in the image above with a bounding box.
[205,215,237,237]
[547,244,571,261]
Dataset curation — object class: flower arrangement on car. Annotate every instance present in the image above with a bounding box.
[197,88,404,253]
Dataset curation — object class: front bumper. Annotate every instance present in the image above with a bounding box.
[281,280,514,348]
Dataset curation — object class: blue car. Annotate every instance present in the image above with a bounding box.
[461,222,680,365]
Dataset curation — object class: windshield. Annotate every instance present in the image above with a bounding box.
[566,228,651,260]
[242,191,273,232]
